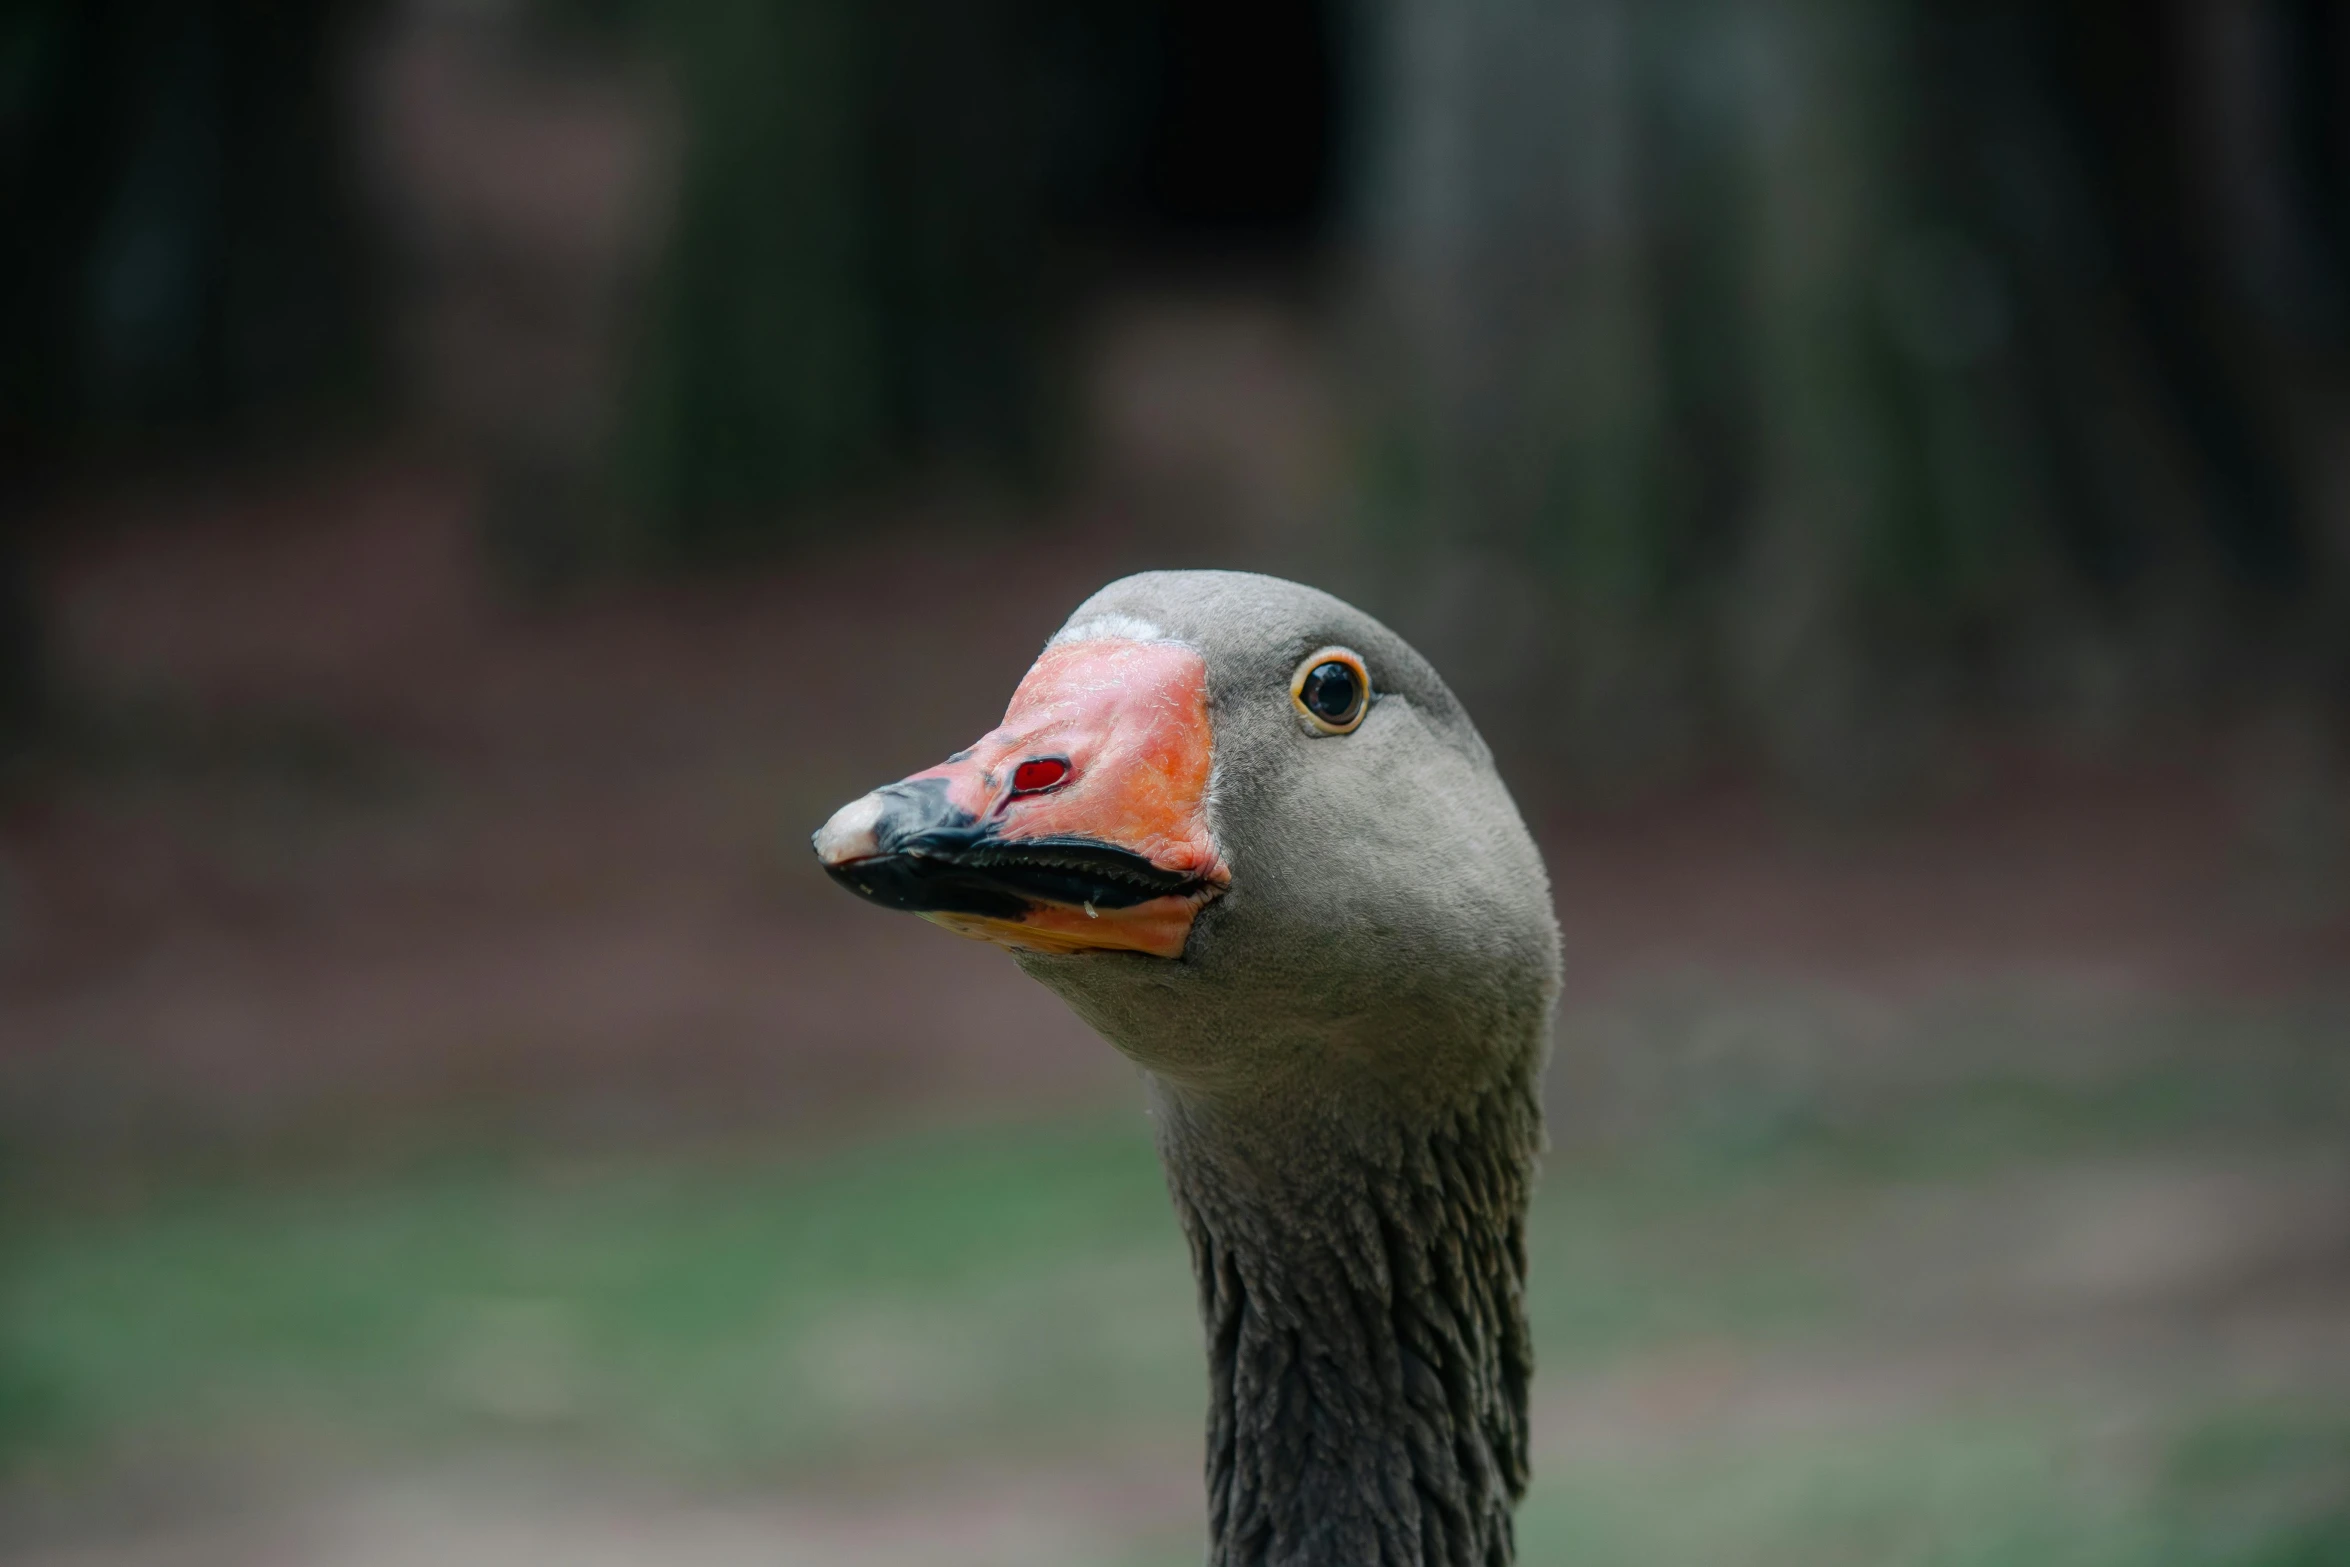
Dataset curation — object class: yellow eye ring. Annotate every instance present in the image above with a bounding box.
[1290,647,1371,734]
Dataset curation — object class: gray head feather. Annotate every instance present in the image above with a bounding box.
[1017,571,1559,1104]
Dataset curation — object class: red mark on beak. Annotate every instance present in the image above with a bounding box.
[1010,756,1071,796]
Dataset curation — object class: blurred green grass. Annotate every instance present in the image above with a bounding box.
[5,994,2347,1565]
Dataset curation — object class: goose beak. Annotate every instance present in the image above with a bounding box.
[814,637,1228,958]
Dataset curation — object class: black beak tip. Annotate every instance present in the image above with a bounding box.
[825,849,1033,921]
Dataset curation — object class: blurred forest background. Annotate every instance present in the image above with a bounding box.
[3,2,2348,1564]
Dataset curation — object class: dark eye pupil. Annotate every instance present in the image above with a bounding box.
[1301,661,1362,725]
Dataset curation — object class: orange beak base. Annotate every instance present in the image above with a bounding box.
[814,638,1228,959]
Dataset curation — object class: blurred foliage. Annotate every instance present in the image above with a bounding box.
[3,0,2345,767]
[1360,0,2350,783]
[0,0,380,749]
[0,0,378,462]
[558,0,1162,549]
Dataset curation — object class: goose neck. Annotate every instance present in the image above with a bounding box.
[1153,1077,1539,1567]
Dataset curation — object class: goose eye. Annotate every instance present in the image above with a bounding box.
[1291,648,1370,734]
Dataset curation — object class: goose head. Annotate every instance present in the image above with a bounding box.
[815,570,1559,1109]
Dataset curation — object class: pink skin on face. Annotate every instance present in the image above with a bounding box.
[895,637,1228,957]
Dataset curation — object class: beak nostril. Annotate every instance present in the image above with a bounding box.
[1010,756,1072,796]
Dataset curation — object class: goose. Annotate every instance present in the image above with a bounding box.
[813,571,1560,1567]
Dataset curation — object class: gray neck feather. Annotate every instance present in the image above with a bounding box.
[1153,1074,1540,1567]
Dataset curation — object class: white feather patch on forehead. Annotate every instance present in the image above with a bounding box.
[1046,613,1177,649]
